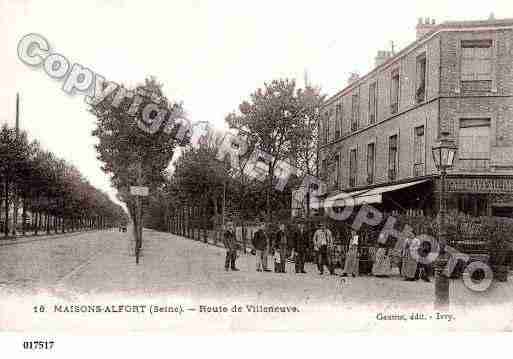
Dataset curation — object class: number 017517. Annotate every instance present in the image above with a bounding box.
[23,341,55,350]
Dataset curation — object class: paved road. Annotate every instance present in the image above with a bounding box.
[1,228,511,307]
[0,229,120,296]
[1,229,513,331]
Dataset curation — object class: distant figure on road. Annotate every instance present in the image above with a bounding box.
[252,224,270,272]
[223,222,239,271]
[313,223,334,275]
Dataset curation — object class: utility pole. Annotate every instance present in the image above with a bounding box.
[16,93,19,133]
[136,160,143,264]
[222,180,226,227]
[12,93,20,237]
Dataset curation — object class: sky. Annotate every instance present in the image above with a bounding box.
[1,0,512,207]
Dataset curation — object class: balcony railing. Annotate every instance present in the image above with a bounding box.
[458,158,490,171]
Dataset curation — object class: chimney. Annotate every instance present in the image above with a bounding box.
[416,17,437,40]
[347,72,360,85]
[375,50,393,67]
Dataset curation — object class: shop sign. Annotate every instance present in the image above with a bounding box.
[444,177,513,193]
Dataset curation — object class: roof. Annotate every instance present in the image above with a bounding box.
[323,18,513,107]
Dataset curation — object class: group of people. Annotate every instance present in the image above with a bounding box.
[222,221,431,282]
[251,222,308,274]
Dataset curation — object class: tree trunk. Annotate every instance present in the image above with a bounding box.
[4,180,9,238]
[266,165,273,223]
[21,196,27,236]
[12,187,18,236]
[46,213,50,235]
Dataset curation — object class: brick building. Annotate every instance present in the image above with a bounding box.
[311,16,513,218]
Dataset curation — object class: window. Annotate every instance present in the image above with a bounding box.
[334,153,340,188]
[388,135,398,181]
[367,143,375,184]
[461,40,493,81]
[459,119,491,158]
[335,103,342,139]
[349,148,357,187]
[369,82,377,124]
[323,111,329,144]
[390,69,400,114]
[321,159,328,179]
[416,54,427,103]
[338,103,343,136]
[328,108,334,142]
[351,92,359,131]
[413,126,425,176]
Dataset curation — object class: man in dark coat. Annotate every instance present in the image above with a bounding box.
[276,224,288,273]
[293,224,308,274]
[252,224,270,272]
[223,222,239,271]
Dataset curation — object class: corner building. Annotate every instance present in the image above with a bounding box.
[318,17,513,218]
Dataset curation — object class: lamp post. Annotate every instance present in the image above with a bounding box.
[431,131,457,310]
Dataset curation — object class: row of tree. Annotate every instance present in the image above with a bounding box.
[89,76,324,244]
[142,79,324,235]
[0,124,128,238]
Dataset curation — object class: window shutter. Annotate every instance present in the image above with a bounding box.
[476,46,492,80]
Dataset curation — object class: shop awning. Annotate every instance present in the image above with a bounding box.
[323,189,372,208]
[324,179,430,207]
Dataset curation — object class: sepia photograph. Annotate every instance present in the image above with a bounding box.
[1,0,513,350]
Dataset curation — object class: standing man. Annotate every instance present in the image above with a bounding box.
[276,224,288,273]
[264,223,277,272]
[223,222,239,271]
[294,223,307,274]
[313,223,334,275]
[252,223,269,272]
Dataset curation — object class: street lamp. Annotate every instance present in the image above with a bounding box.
[431,131,457,310]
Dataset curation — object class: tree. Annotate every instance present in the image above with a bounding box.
[225,79,325,222]
[170,127,229,238]
[90,77,186,249]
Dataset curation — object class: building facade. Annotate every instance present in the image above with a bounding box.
[316,17,513,218]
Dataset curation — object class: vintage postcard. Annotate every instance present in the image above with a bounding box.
[1,0,513,347]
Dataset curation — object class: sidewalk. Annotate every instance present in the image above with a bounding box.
[0,229,114,247]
